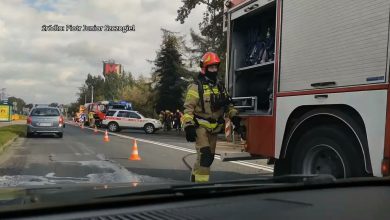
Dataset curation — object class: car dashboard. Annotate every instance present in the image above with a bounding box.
[2,182,390,220]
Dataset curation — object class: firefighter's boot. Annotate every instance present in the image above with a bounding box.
[192,146,215,183]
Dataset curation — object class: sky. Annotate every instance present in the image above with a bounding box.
[0,0,205,104]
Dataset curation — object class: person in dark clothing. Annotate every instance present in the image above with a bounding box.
[174,109,182,131]
[164,110,172,131]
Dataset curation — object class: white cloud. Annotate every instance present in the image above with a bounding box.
[0,0,206,104]
[5,79,42,86]
[58,70,75,82]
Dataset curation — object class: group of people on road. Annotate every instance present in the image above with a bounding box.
[159,109,183,132]
[76,113,87,124]
[73,112,96,128]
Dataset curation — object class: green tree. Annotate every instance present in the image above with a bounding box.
[75,74,104,105]
[74,71,135,108]
[120,76,156,118]
[103,72,134,101]
[8,96,26,114]
[85,74,105,102]
[68,102,80,117]
[176,0,226,80]
[152,29,187,113]
[49,103,59,107]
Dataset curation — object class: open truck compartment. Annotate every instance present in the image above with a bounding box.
[229,1,276,115]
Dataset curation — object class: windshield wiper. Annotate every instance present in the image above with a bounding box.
[206,174,337,185]
[96,174,336,199]
[168,174,336,191]
[0,175,336,205]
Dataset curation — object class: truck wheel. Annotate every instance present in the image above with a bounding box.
[144,123,155,134]
[290,125,365,178]
[108,122,119,132]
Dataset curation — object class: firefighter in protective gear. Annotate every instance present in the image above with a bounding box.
[183,52,241,183]
[88,111,95,127]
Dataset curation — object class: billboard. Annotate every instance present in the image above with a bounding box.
[0,105,11,122]
[103,63,122,75]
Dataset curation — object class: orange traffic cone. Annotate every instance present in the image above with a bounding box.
[129,139,141,161]
[103,130,110,142]
[94,125,98,134]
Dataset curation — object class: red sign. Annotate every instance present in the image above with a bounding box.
[103,63,121,75]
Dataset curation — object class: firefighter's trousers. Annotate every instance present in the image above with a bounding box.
[192,126,218,182]
[89,118,95,127]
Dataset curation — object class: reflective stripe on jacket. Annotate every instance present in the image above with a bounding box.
[183,81,238,131]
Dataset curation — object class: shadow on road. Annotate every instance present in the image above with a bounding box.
[27,134,61,138]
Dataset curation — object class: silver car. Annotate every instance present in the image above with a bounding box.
[27,107,64,138]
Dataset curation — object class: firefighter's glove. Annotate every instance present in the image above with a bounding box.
[185,125,197,142]
[232,116,246,140]
[231,116,241,129]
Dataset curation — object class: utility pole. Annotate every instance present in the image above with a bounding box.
[85,94,87,104]
[0,88,6,101]
[91,85,94,103]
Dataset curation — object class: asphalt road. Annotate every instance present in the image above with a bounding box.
[0,122,273,187]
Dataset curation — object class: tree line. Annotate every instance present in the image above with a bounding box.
[69,1,225,118]
[4,1,224,117]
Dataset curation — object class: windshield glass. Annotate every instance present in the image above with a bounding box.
[0,0,388,212]
[31,108,60,116]
[135,112,144,118]
[105,111,116,117]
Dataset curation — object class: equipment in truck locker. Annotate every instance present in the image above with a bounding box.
[245,28,275,66]
[263,28,274,62]
[230,2,276,115]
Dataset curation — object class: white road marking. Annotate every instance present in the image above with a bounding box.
[67,144,82,156]
[66,122,274,172]
[77,143,95,155]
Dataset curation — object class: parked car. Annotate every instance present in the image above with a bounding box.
[102,110,162,134]
[26,107,64,138]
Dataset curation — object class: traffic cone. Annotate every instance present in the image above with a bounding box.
[129,139,141,161]
[94,125,98,134]
[103,130,110,142]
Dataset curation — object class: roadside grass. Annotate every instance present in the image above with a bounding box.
[0,125,27,151]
